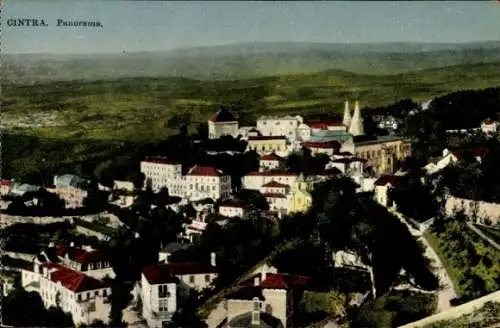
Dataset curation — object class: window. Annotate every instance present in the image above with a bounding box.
[103,289,107,297]
[158,285,170,298]
[159,299,169,312]
[205,275,211,282]
[189,275,195,284]
[77,294,82,301]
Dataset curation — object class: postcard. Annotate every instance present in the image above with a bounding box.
[1,1,500,328]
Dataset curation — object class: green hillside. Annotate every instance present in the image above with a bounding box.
[3,62,500,142]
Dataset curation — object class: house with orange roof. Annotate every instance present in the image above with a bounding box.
[21,254,111,325]
[259,152,285,172]
[223,272,312,328]
[480,118,498,134]
[139,253,218,328]
[0,179,13,196]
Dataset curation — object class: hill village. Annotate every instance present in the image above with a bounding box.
[1,96,500,328]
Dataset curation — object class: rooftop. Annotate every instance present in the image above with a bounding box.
[187,165,224,177]
[246,170,296,177]
[142,261,217,285]
[354,135,408,146]
[54,246,109,266]
[374,175,402,187]
[249,136,287,141]
[54,174,87,189]
[143,156,181,165]
[260,153,283,161]
[262,181,289,188]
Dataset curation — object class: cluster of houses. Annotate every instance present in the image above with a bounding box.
[1,101,416,327]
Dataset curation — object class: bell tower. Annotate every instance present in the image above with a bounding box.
[348,100,365,136]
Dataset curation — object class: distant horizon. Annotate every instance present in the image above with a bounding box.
[6,39,500,56]
[4,1,500,55]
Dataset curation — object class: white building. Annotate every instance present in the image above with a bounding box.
[481,118,498,134]
[256,115,303,141]
[424,147,488,175]
[219,203,247,218]
[140,253,218,328]
[259,153,284,172]
[208,109,239,140]
[21,258,111,326]
[140,158,232,201]
[51,244,115,280]
[373,175,401,207]
[140,157,184,195]
[242,171,298,191]
[260,181,292,212]
[184,165,232,201]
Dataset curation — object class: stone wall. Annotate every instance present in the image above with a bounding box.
[444,196,500,225]
[398,290,500,328]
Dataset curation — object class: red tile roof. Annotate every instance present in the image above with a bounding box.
[302,141,341,149]
[260,153,283,161]
[263,192,287,199]
[0,180,13,187]
[332,157,367,164]
[55,246,108,266]
[39,262,109,293]
[187,165,224,177]
[143,262,217,285]
[262,181,289,188]
[260,273,312,290]
[246,170,297,177]
[143,156,181,165]
[306,120,344,129]
[220,203,244,208]
[483,118,494,125]
[248,136,287,141]
[374,175,401,187]
[263,210,279,217]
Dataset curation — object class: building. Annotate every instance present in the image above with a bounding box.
[348,101,364,137]
[353,136,412,175]
[140,254,218,328]
[243,171,298,191]
[247,136,288,155]
[259,153,285,172]
[185,165,232,201]
[219,202,248,219]
[424,147,489,175]
[50,244,115,280]
[22,257,111,326]
[373,175,402,207]
[208,109,239,140]
[287,174,313,215]
[52,174,88,208]
[0,179,13,195]
[306,119,346,133]
[301,141,341,157]
[481,118,498,134]
[256,115,303,141]
[140,158,232,201]
[224,272,312,328]
[260,181,292,213]
[10,183,40,197]
[328,156,366,176]
[140,157,183,195]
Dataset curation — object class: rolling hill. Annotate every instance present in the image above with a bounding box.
[4,41,500,83]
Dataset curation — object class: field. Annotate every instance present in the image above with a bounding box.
[2,62,500,143]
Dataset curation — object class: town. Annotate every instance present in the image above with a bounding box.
[1,91,500,328]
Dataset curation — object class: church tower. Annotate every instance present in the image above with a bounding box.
[342,100,351,128]
[348,100,364,136]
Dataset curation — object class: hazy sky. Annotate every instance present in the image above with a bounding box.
[3,1,500,54]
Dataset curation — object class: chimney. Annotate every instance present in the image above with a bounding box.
[251,297,261,326]
[210,252,216,267]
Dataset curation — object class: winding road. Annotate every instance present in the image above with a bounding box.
[389,208,458,313]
